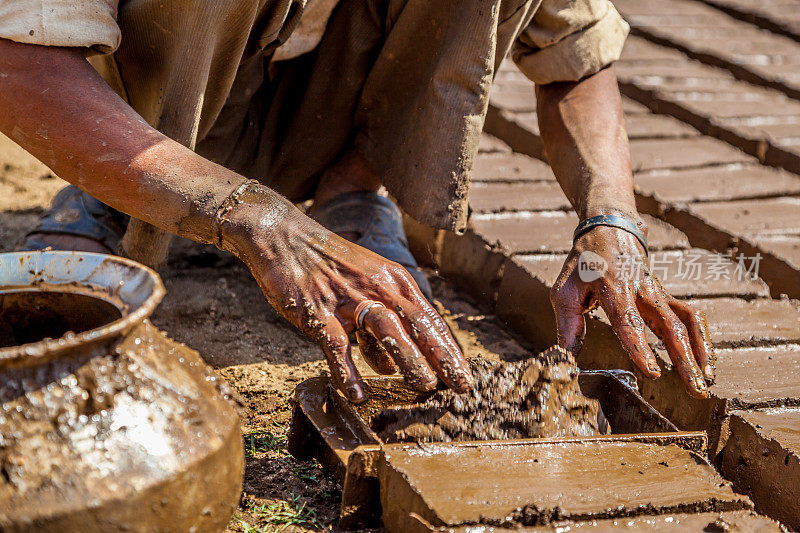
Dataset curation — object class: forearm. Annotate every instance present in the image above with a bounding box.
[536,66,641,225]
[0,39,291,246]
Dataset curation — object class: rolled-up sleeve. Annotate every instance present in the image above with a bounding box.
[512,0,629,85]
[0,0,121,54]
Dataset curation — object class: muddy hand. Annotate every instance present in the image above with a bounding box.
[550,225,715,399]
[218,184,473,403]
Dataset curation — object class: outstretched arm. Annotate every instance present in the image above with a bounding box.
[536,65,714,398]
[0,39,474,401]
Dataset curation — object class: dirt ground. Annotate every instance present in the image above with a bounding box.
[0,133,531,532]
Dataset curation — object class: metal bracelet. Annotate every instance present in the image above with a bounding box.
[213,179,259,249]
[573,214,649,255]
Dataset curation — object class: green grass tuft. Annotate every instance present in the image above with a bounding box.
[244,428,288,456]
[237,494,322,531]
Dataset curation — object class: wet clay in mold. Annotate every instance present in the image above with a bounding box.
[373,346,605,443]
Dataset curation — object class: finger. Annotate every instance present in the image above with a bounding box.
[597,286,662,379]
[392,297,473,393]
[666,296,715,382]
[638,286,708,399]
[356,330,399,375]
[314,317,367,403]
[550,286,588,354]
[399,274,465,360]
[361,304,439,392]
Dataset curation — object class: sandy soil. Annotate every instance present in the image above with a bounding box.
[0,132,531,532]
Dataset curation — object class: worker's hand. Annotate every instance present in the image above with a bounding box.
[221,195,473,403]
[551,224,715,399]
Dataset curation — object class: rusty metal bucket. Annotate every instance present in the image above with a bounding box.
[0,251,243,532]
[288,371,724,530]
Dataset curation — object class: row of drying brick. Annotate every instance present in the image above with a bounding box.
[408,131,800,528]
[481,55,800,525]
[613,0,800,100]
[489,54,800,302]
[614,36,800,175]
[695,0,800,43]
[492,32,800,179]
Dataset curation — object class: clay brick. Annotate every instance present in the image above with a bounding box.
[510,249,769,300]
[380,441,751,532]
[713,345,800,407]
[614,0,717,16]
[634,165,800,203]
[629,77,746,96]
[619,37,690,64]
[488,83,536,112]
[692,38,800,57]
[624,113,700,139]
[521,511,784,532]
[471,153,554,183]
[629,138,751,172]
[468,182,570,214]
[477,134,511,153]
[682,298,800,347]
[622,98,651,115]
[773,136,800,149]
[654,81,774,96]
[504,111,539,137]
[689,198,800,237]
[739,120,800,141]
[484,108,544,160]
[673,97,800,120]
[469,213,690,254]
[620,39,687,62]
[632,344,800,447]
[722,408,800,530]
[714,117,800,144]
[616,61,731,82]
[626,15,723,27]
[756,235,800,270]
[653,207,800,300]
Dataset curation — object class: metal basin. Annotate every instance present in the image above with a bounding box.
[0,251,243,532]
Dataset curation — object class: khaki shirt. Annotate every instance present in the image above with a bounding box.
[0,0,628,84]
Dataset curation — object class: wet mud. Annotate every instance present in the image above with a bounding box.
[373,346,604,443]
[0,290,122,347]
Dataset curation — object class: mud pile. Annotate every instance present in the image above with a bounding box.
[373,346,605,443]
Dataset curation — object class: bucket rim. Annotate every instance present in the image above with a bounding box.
[0,251,165,364]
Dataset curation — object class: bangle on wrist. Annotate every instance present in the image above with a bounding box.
[573,214,649,255]
[213,179,261,249]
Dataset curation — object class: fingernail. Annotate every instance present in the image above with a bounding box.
[346,384,366,403]
[694,377,707,393]
[455,376,473,394]
[703,364,715,379]
[648,361,661,377]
